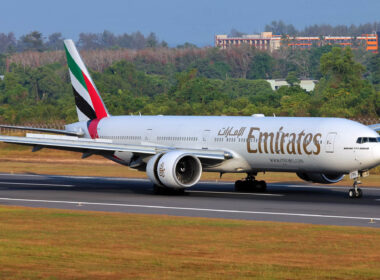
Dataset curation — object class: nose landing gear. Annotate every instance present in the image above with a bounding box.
[348,178,362,198]
[234,173,267,193]
[348,170,368,199]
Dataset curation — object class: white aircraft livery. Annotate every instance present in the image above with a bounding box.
[0,40,379,198]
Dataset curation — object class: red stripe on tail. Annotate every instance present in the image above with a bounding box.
[82,71,108,119]
[88,118,101,139]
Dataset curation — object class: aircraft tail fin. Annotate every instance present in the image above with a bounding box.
[64,39,109,122]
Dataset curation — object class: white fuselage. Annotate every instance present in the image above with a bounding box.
[69,116,380,174]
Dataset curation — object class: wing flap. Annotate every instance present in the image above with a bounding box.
[0,135,157,154]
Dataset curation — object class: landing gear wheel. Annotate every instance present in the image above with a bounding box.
[234,174,267,193]
[153,184,185,195]
[355,188,363,198]
[349,188,363,198]
[348,188,355,199]
[234,180,244,192]
[349,177,363,199]
[255,180,267,193]
[153,184,165,195]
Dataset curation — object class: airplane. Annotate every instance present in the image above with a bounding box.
[0,39,379,199]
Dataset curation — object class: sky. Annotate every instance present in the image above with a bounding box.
[1,0,380,46]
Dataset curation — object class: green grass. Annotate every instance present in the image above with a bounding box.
[0,206,380,279]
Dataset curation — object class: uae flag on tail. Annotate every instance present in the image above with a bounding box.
[64,39,109,122]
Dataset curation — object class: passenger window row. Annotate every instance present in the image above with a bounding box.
[157,136,198,141]
[102,136,141,140]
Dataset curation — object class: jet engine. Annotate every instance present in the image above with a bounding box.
[296,172,344,184]
[146,151,202,189]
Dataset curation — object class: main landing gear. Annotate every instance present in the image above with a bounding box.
[348,178,362,199]
[234,173,267,193]
[153,184,185,195]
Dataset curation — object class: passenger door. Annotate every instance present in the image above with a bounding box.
[144,128,153,143]
[325,132,337,153]
[202,129,211,149]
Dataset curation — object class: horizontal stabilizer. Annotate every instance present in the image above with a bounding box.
[0,125,84,137]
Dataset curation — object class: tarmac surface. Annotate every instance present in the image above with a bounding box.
[0,173,379,228]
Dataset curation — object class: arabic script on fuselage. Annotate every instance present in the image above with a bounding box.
[217,126,322,155]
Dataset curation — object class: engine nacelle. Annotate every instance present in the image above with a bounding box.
[146,151,202,189]
[296,172,344,184]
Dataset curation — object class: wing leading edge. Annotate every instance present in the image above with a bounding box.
[0,134,232,161]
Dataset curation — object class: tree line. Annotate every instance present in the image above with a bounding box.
[1,21,379,56]
[0,30,167,54]
[264,21,380,36]
[4,41,377,82]
[228,21,380,37]
[0,44,378,124]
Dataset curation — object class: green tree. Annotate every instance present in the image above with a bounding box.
[0,72,28,104]
[176,42,198,49]
[0,54,5,73]
[315,47,377,117]
[367,53,380,90]
[247,52,275,79]
[46,32,64,51]
[280,92,311,116]
[18,31,45,52]
[308,45,333,79]
[189,58,230,79]
[285,71,300,86]
[146,32,158,48]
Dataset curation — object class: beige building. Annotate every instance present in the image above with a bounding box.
[215,32,281,51]
[215,32,379,53]
[266,79,317,92]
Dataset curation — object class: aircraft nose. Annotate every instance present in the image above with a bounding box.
[375,144,380,166]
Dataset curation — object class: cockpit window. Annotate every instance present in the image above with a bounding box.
[357,137,380,144]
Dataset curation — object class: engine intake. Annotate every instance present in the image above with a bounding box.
[296,172,344,184]
[146,151,202,189]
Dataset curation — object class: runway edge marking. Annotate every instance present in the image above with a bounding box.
[0,197,379,221]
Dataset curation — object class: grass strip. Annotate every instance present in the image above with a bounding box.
[0,205,380,279]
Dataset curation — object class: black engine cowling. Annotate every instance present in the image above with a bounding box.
[296,172,344,184]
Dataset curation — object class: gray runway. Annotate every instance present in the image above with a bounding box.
[0,173,379,228]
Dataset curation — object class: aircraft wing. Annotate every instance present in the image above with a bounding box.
[0,133,231,161]
[368,123,380,132]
